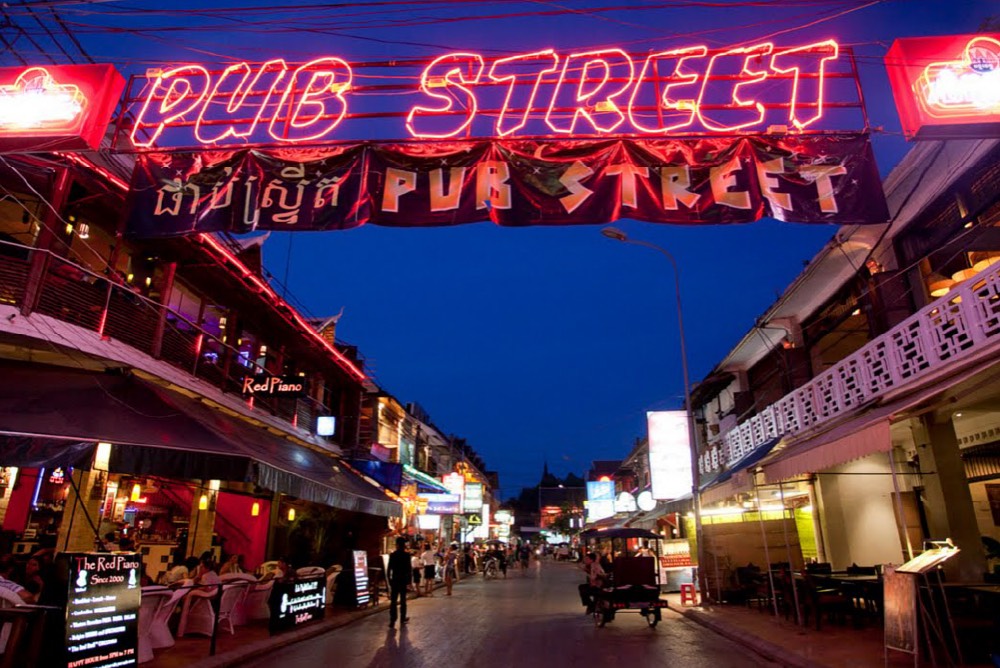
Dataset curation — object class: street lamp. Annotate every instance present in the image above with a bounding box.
[600,225,707,601]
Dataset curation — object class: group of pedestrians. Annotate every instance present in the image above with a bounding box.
[385,538,463,628]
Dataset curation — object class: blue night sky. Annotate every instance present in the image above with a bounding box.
[18,0,997,498]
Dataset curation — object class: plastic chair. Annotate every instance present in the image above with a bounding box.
[680,583,699,606]
[177,584,220,638]
[216,581,250,635]
[150,586,188,649]
[242,579,274,621]
[296,566,326,578]
[257,561,279,578]
[326,570,340,605]
[138,589,172,664]
[221,573,258,626]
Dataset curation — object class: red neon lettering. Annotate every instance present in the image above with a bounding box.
[488,49,560,137]
[546,49,634,134]
[770,40,838,130]
[628,47,707,133]
[132,66,211,148]
[269,58,352,142]
[697,43,773,132]
[407,53,485,139]
[195,60,289,144]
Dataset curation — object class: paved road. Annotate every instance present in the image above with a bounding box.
[240,561,778,667]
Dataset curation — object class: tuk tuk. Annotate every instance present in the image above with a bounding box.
[579,527,670,628]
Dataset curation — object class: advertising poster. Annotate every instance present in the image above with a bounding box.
[647,410,692,501]
[586,481,615,522]
[463,483,484,514]
[66,552,142,668]
[419,493,461,514]
[268,575,326,635]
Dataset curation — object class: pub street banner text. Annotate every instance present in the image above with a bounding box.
[126,134,888,238]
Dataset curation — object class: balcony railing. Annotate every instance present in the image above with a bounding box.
[0,242,327,438]
[704,259,1000,475]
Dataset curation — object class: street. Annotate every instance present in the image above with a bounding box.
[240,561,779,667]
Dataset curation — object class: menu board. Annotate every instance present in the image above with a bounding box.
[66,552,141,668]
[268,575,326,635]
[353,550,370,607]
[883,565,917,656]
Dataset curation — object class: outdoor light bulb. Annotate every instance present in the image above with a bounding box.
[77,222,90,239]
[251,501,260,517]
[287,508,295,521]
[144,276,152,287]
[130,483,141,502]
[199,494,208,510]
[64,222,73,235]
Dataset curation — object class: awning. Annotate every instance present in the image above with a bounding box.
[698,435,782,505]
[402,464,449,493]
[0,361,400,517]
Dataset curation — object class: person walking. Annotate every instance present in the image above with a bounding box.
[386,537,411,628]
[443,544,459,596]
[420,543,437,596]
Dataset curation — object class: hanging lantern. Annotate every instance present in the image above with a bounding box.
[130,483,141,502]
[287,507,296,522]
[199,494,209,510]
[251,501,260,517]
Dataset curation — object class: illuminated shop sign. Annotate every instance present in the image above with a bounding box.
[126,39,852,148]
[240,374,306,398]
[886,33,1000,139]
[586,481,615,522]
[0,64,124,151]
[419,493,461,514]
[66,552,141,668]
[126,133,888,238]
[352,550,369,607]
[268,575,325,634]
[647,410,691,501]
[463,482,484,514]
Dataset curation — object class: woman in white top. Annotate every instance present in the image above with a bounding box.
[420,544,437,596]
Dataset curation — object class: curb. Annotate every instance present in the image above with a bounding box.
[188,587,433,668]
[675,606,821,668]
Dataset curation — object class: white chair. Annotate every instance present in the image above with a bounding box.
[0,586,24,655]
[221,573,257,626]
[326,570,340,605]
[150,586,188,649]
[215,581,250,635]
[242,579,274,621]
[138,589,172,664]
[296,566,325,578]
[176,584,219,638]
[257,561,279,578]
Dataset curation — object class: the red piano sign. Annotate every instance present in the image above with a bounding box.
[128,39,853,148]
[0,64,124,152]
[886,33,1000,139]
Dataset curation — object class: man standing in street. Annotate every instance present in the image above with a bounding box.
[387,537,412,629]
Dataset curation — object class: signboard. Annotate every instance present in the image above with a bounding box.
[615,491,637,513]
[463,482,484,514]
[467,513,483,526]
[586,481,615,523]
[442,472,465,499]
[123,39,863,148]
[66,552,141,668]
[419,493,461,514]
[648,410,692,501]
[886,33,1000,139]
[126,134,887,238]
[268,575,325,635]
[0,64,124,152]
[417,513,441,530]
[494,509,513,525]
[352,550,370,607]
[240,374,307,398]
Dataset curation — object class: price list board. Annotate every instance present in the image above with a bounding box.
[65,552,142,668]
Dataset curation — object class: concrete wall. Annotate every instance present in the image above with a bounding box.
[970,481,1000,542]
[817,453,904,569]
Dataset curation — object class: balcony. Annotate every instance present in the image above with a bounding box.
[0,244,328,439]
[706,259,1000,473]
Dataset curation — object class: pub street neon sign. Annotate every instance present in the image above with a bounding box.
[130,39,844,148]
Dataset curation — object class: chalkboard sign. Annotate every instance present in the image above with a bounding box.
[268,575,326,635]
[883,565,917,658]
[65,552,142,668]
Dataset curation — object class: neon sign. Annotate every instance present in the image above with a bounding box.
[886,33,1000,140]
[128,39,850,149]
[0,64,124,151]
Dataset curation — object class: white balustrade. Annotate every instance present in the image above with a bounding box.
[705,260,1000,473]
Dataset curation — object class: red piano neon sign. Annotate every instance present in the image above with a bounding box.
[131,39,841,148]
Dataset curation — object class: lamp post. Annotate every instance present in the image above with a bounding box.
[600,226,707,601]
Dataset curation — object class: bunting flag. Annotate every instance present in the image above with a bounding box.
[126,134,887,238]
